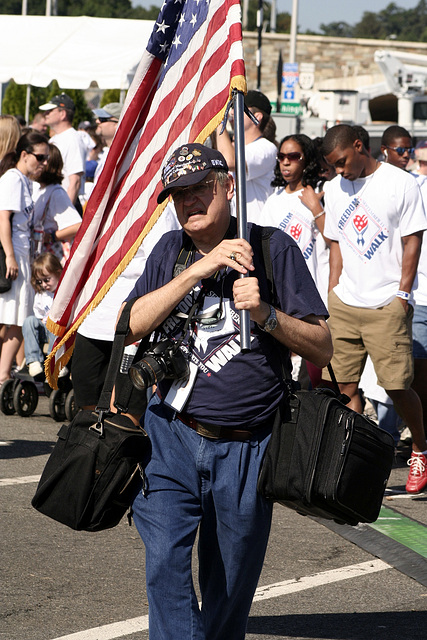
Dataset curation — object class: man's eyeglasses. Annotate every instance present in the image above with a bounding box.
[277,152,303,163]
[97,117,118,124]
[36,276,52,285]
[170,179,216,203]
[385,145,415,156]
[30,152,49,163]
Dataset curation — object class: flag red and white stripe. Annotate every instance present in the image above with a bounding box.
[46,0,246,387]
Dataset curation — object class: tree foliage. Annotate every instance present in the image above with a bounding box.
[0,0,134,17]
[100,89,122,106]
[320,1,427,42]
[2,80,93,126]
[243,0,291,33]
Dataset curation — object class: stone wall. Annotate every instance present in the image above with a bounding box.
[242,32,427,97]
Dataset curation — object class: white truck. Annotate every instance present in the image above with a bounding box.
[272,49,427,154]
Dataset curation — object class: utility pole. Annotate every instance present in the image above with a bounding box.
[289,0,299,64]
[270,0,276,33]
[256,0,263,90]
[242,0,249,30]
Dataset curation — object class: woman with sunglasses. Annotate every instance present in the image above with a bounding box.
[261,134,328,303]
[0,131,49,383]
[33,144,82,265]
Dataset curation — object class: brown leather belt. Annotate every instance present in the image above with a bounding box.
[156,388,258,441]
[177,411,256,441]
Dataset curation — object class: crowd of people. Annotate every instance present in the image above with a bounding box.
[0,94,120,385]
[1,89,427,639]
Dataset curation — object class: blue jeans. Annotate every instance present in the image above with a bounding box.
[132,394,273,640]
[413,304,427,359]
[22,315,55,364]
[370,399,402,446]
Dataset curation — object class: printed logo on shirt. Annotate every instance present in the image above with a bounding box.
[337,198,389,262]
[161,289,253,377]
[289,222,302,242]
[278,212,317,260]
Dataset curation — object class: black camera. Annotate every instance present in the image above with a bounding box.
[129,339,189,391]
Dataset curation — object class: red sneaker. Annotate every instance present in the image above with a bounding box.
[406,452,427,494]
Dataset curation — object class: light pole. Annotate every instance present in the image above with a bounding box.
[289,0,299,64]
[270,0,276,33]
[256,0,263,90]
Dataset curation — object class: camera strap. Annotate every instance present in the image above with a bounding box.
[172,218,237,327]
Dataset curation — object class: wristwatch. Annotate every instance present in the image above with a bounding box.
[259,305,278,332]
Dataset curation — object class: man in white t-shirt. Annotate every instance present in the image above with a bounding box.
[39,94,86,214]
[216,90,277,223]
[92,102,122,184]
[380,125,427,448]
[322,124,427,494]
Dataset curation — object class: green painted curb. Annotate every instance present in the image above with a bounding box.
[370,506,427,558]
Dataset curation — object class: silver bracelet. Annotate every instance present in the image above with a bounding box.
[311,210,325,227]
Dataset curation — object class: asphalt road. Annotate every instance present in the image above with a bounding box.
[1,396,427,640]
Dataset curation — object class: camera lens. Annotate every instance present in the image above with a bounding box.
[129,356,165,391]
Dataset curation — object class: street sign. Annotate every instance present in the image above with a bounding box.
[282,63,300,107]
[299,62,315,90]
[281,101,303,116]
[283,62,299,89]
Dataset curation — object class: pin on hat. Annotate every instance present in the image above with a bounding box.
[157,143,228,204]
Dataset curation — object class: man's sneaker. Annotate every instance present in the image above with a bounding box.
[399,426,412,445]
[406,452,427,494]
[28,361,44,378]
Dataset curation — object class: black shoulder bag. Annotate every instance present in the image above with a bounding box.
[31,299,151,532]
[256,227,395,526]
[0,215,14,293]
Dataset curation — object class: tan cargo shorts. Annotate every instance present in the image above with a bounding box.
[323,290,414,390]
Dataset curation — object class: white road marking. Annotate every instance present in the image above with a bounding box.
[253,559,390,600]
[0,475,40,486]
[49,559,390,640]
[385,489,427,498]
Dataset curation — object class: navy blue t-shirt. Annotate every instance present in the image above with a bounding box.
[127,223,328,428]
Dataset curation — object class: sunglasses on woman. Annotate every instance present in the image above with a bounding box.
[277,152,303,163]
[29,152,49,163]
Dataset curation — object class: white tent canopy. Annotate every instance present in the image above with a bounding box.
[0,14,155,90]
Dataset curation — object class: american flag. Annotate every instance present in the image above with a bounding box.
[45,0,246,387]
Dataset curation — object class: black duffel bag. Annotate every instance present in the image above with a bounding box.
[32,299,150,532]
[257,366,395,526]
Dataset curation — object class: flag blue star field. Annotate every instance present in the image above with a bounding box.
[46,0,246,386]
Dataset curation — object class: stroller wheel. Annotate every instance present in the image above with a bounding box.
[65,389,79,422]
[13,381,39,417]
[0,379,16,415]
[49,389,67,422]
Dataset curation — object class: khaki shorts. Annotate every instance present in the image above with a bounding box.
[323,290,414,390]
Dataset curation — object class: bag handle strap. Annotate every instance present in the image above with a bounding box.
[260,226,345,399]
[95,298,138,414]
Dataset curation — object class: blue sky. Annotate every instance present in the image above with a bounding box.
[131,1,421,33]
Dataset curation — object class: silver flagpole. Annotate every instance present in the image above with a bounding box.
[233,89,251,352]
